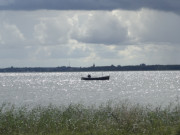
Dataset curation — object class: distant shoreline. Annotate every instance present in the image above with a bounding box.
[0,64,180,72]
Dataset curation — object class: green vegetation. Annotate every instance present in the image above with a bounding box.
[0,101,180,135]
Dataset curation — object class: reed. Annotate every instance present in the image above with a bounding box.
[0,101,180,135]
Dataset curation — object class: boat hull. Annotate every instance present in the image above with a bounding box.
[81,76,110,80]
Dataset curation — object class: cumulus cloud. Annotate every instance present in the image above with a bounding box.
[71,11,128,45]
[0,0,180,15]
[113,9,180,45]
[33,15,71,45]
[1,9,180,46]
[0,22,25,46]
[0,9,180,67]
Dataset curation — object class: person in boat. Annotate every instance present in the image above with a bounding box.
[87,74,91,78]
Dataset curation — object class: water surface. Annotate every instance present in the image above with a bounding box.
[0,71,179,107]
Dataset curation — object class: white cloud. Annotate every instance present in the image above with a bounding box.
[136,10,180,44]
[118,46,142,60]
[0,22,25,46]
[34,22,47,44]
[71,11,128,45]
[1,9,180,46]
[113,9,180,44]
[0,9,180,67]
[34,15,71,45]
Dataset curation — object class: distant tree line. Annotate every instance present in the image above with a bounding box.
[0,64,180,72]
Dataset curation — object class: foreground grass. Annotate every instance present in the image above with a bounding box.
[0,102,180,135]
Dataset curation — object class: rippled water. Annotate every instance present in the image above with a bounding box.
[0,71,180,107]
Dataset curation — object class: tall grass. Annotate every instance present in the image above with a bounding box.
[0,101,180,135]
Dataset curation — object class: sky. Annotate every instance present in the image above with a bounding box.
[0,0,180,67]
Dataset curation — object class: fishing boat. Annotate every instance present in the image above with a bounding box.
[81,74,110,80]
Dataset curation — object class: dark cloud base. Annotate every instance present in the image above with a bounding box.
[0,0,180,14]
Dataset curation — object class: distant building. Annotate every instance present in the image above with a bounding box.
[140,63,146,66]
